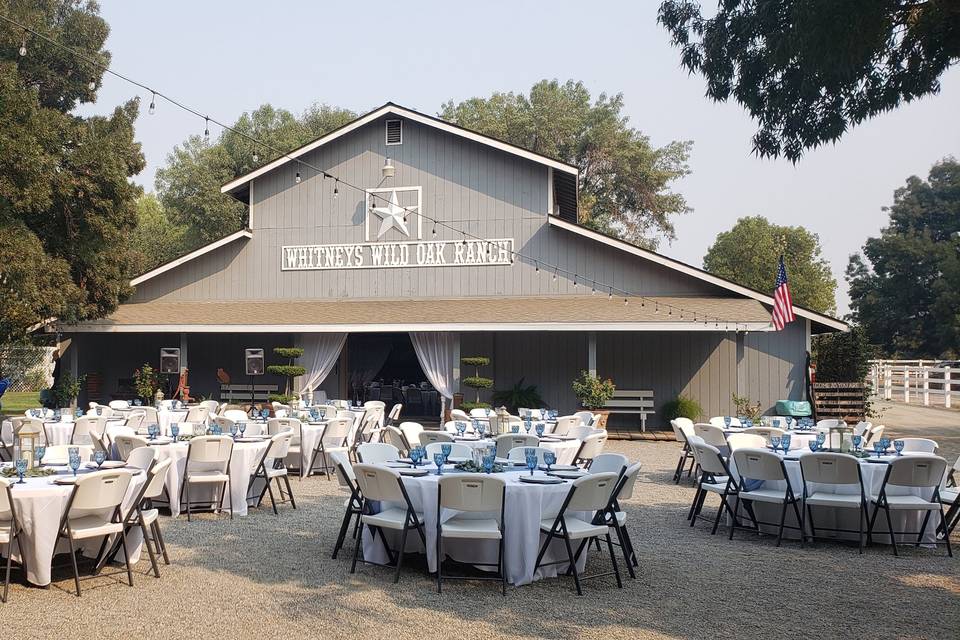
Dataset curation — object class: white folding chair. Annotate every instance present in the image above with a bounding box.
[71,416,104,446]
[688,441,737,534]
[867,454,951,557]
[399,422,424,450]
[603,461,642,577]
[552,415,581,437]
[108,400,129,410]
[0,478,25,602]
[42,445,92,465]
[727,433,767,452]
[199,400,220,416]
[250,432,297,515]
[114,435,149,462]
[330,450,363,559]
[383,425,409,455]
[799,452,868,553]
[268,417,303,473]
[357,442,401,464]
[506,446,553,465]
[741,427,785,444]
[181,436,234,521]
[125,446,157,473]
[436,475,507,595]
[897,437,938,453]
[709,416,741,427]
[495,434,538,458]
[425,442,473,460]
[729,448,803,546]
[939,456,960,539]
[589,453,629,476]
[573,432,607,468]
[350,464,426,583]
[420,431,454,446]
[309,417,352,480]
[533,472,623,595]
[124,411,146,433]
[671,418,696,484]
[573,411,595,426]
[694,423,729,457]
[222,409,249,423]
[56,470,135,596]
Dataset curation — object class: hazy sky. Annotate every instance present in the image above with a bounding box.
[81,1,960,314]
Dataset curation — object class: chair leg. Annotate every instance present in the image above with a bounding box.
[917,510,933,548]
[605,532,623,589]
[120,527,134,587]
[2,537,12,603]
[436,530,443,593]
[612,524,635,579]
[228,477,233,520]
[266,478,278,515]
[940,506,953,557]
[711,497,726,535]
[153,521,170,564]
[775,500,789,547]
[283,474,296,509]
[185,481,192,522]
[66,534,82,596]
[883,504,898,556]
[533,530,554,576]
[687,487,702,522]
[393,525,409,584]
[499,532,506,596]
[728,494,742,540]
[673,454,686,484]
[561,533,582,596]
[858,505,864,555]
[350,522,364,574]
[332,507,354,559]
[139,516,160,578]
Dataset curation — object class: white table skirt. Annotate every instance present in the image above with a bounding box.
[451,437,581,466]
[728,451,940,544]
[151,440,270,517]
[362,468,589,586]
[1,465,147,586]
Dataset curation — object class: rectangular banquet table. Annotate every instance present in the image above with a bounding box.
[361,466,590,586]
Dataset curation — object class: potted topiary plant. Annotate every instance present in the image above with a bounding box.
[267,347,306,404]
[571,370,615,429]
[133,363,161,405]
[662,394,702,422]
[461,356,493,410]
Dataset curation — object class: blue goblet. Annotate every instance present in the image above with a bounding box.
[880,437,891,452]
[511,425,520,434]
[723,416,732,428]
[524,419,532,434]
[808,441,818,453]
[171,424,180,440]
[816,432,826,448]
[852,434,862,452]
[434,453,445,475]
[781,434,792,452]
[15,458,28,484]
[772,419,781,428]
[93,450,106,468]
[535,423,545,438]
[770,436,781,451]
[238,422,246,437]
[482,455,494,474]
[894,439,904,456]
[75,408,83,419]
[456,421,466,437]
[874,442,884,458]
[230,423,239,439]
[261,409,270,420]
[95,406,103,416]
[526,453,538,476]
[35,445,46,466]
[441,444,452,460]
[69,454,81,477]
[544,451,556,472]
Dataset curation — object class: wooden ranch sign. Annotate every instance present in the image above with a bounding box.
[281,238,515,271]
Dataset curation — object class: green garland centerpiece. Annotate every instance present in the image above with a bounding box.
[2,466,57,478]
[454,459,505,473]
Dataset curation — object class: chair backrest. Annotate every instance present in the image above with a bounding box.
[266,431,293,462]
[268,418,302,446]
[108,400,129,410]
[884,455,948,489]
[816,419,843,428]
[690,440,726,477]
[420,431,454,445]
[552,415,581,437]
[387,403,403,422]
[364,400,386,411]
[357,442,400,463]
[853,421,873,437]
[573,411,595,426]
[709,416,741,427]
[450,409,471,422]
[383,425,408,452]
[693,423,728,448]
[72,416,104,445]
[589,452,629,475]
[425,442,473,459]
[186,436,233,470]
[106,424,135,446]
[88,405,115,419]
[506,446,552,464]
[142,458,173,500]
[139,406,159,424]
[727,433,768,451]
[495,433,539,458]
[330,449,356,490]
[899,437,938,453]
[322,417,353,447]
[438,475,505,513]
[566,472,619,511]
[90,432,111,460]
[741,427,785,443]
[799,452,861,488]
[568,425,596,442]
[670,419,693,444]
[0,478,12,521]
[731,449,786,483]
[398,422,424,448]
[126,446,157,472]
[575,432,607,461]
[673,417,695,433]
[214,416,236,433]
[200,400,220,415]
[43,445,92,464]
[614,461,642,501]
[68,470,134,518]
[125,411,146,432]
[223,409,249,422]
[864,425,885,446]
[114,435,149,461]
[469,408,493,418]
[184,406,208,425]
[353,463,405,503]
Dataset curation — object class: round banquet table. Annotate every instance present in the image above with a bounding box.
[149,438,270,517]
[0,463,147,586]
[451,436,581,466]
[361,466,589,586]
[727,449,940,544]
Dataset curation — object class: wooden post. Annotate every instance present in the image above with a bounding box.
[870,365,878,396]
[945,366,952,409]
[903,368,910,404]
[922,367,930,405]
[884,365,892,400]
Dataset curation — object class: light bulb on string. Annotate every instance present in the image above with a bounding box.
[18,32,26,57]
[333,180,339,199]
[608,288,613,300]
[148,92,156,115]
[203,117,210,142]
[624,297,628,306]
[252,149,259,163]
[87,77,96,91]
[432,221,437,236]
[534,261,539,273]
[295,168,302,184]
[591,283,596,295]
[553,268,558,281]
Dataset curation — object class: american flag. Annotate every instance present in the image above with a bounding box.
[771,255,795,330]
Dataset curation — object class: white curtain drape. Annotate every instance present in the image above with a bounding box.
[296,333,347,399]
[409,332,455,419]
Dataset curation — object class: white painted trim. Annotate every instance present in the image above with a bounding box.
[220,104,579,195]
[129,229,253,286]
[385,119,402,146]
[547,167,555,215]
[62,321,775,334]
[248,179,254,229]
[547,216,849,332]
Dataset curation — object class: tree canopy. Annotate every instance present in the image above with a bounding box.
[846,158,960,358]
[703,216,837,314]
[127,194,187,275]
[658,1,960,161]
[155,103,356,245]
[0,0,144,343]
[440,80,692,249]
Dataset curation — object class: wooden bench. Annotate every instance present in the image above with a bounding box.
[219,384,279,402]
[603,390,655,432]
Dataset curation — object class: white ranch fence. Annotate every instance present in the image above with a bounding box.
[868,360,958,408]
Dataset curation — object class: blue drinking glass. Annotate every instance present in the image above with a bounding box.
[171,424,180,440]
[15,458,28,483]
[770,436,781,450]
[880,437,891,452]
[53,409,61,421]
[511,425,520,434]
[456,422,466,436]
[524,447,536,457]
[526,453,538,476]
[441,443,452,459]
[133,399,141,407]
[535,423,545,437]
[93,450,106,468]
[524,418,532,434]
[238,422,246,436]
[482,455,494,474]
[781,434,791,452]
[544,451,556,472]
[69,454,81,476]
[852,434,862,451]
[230,423,239,439]
[434,453,445,475]
[75,408,83,418]
[723,416,731,428]
[262,409,270,420]
[808,441,818,452]
[816,433,826,448]
[772,419,780,428]
[874,442,884,458]
[894,439,904,456]
[35,446,46,466]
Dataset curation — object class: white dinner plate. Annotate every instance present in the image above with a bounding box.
[384,461,410,468]
[549,470,587,480]
[84,461,126,470]
[540,464,579,472]
[519,475,564,485]
[398,468,429,477]
[495,458,526,466]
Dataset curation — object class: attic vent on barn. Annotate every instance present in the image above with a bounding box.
[385,119,403,145]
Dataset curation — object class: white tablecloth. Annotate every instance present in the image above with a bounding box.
[729,450,939,544]
[452,437,581,466]
[151,439,270,517]
[1,465,147,586]
[362,468,589,585]
[158,409,189,435]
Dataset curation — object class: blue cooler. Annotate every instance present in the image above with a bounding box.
[775,400,811,417]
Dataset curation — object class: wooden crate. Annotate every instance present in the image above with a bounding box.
[812,382,867,422]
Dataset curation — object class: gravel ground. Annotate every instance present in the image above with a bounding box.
[3,441,958,640]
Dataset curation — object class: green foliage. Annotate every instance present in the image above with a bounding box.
[492,378,544,412]
[658,2,960,161]
[813,327,875,383]
[127,194,187,275]
[460,356,490,367]
[703,216,837,314]
[0,1,145,343]
[462,376,494,390]
[571,371,616,409]
[274,347,305,359]
[48,371,84,407]
[133,364,160,402]
[847,158,960,358]
[268,394,298,404]
[731,393,762,422]
[156,103,356,243]
[441,80,692,249]
[266,365,307,378]
[460,401,492,411]
[662,395,702,421]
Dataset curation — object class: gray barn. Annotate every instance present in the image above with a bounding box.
[61,103,845,427]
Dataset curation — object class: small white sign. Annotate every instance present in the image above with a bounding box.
[281,238,515,271]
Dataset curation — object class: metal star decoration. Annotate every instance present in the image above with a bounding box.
[371,189,416,238]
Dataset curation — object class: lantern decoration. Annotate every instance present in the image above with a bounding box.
[828,424,855,453]
[15,420,42,470]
